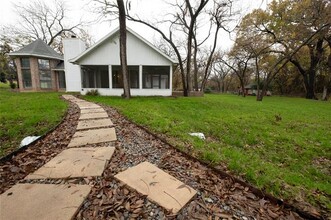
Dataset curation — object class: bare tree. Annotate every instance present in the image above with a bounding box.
[126,0,234,96]
[221,55,252,97]
[213,61,230,92]
[6,0,86,51]
[199,0,234,91]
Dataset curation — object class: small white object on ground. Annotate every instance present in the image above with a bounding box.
[20,136,40,148]
[189,133,205,140]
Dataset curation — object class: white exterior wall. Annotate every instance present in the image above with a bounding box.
[63,38,86,92]
[71,30,174,96]
[78,32,171,65]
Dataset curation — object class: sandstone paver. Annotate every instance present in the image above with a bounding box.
[0,183,91,220]
[115,161,197,214]
[68,127,117,147]
[79,112,108,120]
[77,118,113,130]
[81,108,106,114]
[62,95,77,100]
[26,147,115,179]
[77,104,101,109]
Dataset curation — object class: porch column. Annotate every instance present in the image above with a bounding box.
[169,65,173,91]
[139,65,143,89]
[109,65,112,89]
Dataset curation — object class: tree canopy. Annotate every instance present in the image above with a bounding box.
[227,0,331,100]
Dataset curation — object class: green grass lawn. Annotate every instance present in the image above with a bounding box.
[0,82,67,157]
[85,94,331,210]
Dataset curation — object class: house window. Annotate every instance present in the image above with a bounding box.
[38,59,50,69]
[21,58,30,68]
[82,65,109,88]
[112,66,139,88]
[38,59,52,89]
[22,69,32,88]
[58,72,66,89]
[143,66,170,89]
[21,58,32,88]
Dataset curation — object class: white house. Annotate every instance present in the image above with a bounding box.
[9,27,177,96]
[66,27,176,96]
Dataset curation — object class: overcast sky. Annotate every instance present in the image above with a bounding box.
[0,0,268,50]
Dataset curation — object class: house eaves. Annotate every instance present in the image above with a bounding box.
[9,39,63,61]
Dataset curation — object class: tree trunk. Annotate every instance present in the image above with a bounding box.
[193,44,199,91]
[322,86,327,101]
[239,78,245,97]
[186,34,192,97]
[303,70,316,99]
[255,57,260,101]
[117,0,130,99]
[257,85,266,101]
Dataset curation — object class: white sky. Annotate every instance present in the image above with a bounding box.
[0,0,268,50]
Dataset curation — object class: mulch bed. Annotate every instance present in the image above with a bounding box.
[0,97,325,219]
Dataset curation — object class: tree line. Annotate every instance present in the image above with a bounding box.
[217,0,331,101]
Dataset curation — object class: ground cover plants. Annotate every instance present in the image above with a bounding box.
[0,83,67,157]
[85,94,331,213]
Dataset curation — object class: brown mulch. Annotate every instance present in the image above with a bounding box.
[0,97,324,219]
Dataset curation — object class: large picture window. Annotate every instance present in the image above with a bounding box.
[38,59,52,89]
[21,58,32,88]
[82,65,109,88]
[112,66,139,88]
[143,66,170,89]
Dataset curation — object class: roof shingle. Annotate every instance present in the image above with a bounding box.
[9,39,63,60]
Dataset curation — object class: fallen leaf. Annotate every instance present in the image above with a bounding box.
[267,209,279,219]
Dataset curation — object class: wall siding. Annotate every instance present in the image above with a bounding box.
[78,32,172,66]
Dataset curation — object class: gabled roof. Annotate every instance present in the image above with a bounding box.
[9,39,63,60]
[70,27,177,64]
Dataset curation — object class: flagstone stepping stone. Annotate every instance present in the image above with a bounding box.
[74,101,100,107]
[25,147,115,179]
[0,183,91,220]
[62,95,76,100]
[81,108,106,114]
[78,104,101,109]
[77,118,113,130]
[68,127,117,147]
[79,112,109,120]
[115,161,197,214]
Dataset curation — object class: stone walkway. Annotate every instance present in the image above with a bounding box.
[0,95,197,219]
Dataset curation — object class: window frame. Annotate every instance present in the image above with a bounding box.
[21,58,32,88]
[112,65,139,89]
[142,66,170,89]
[38,59,52,89]
[81,65,109,89]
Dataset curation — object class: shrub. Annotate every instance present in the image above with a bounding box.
[204,87,212,94]
[0,72,7,83]
[10,82,16,89]
[86,89,99,96]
